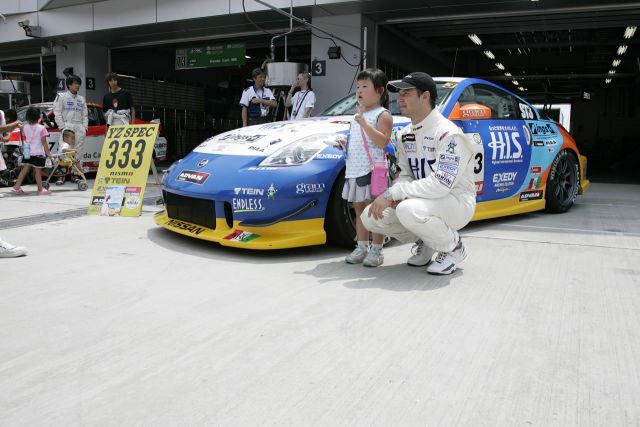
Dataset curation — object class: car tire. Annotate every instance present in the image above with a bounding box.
[545,149,579,213]
[324,170,357,247]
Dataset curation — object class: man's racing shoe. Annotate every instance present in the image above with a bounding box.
[427,239,467,275]
[407,239,435,267]
[363,247,384,267]
[0,239,27,258]
[345,245,368,264]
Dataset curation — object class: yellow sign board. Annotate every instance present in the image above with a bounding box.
[88,124,159,217]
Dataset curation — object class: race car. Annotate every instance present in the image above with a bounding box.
[2,101,167,175]
[155,77,589,249]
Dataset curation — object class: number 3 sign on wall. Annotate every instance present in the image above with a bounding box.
[311,60,326,76]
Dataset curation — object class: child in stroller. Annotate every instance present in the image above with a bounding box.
[42,129,89,191]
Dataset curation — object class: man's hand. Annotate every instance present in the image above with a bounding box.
[251,97,262,105]
[368,194,394,220]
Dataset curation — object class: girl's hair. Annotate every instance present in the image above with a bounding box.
[25,107,41,124]
[357,68,389,109]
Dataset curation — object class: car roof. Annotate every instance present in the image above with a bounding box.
[21,101,102,110]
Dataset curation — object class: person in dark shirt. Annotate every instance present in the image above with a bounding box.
[102,72,135,125]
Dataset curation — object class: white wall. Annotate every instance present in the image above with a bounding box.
[0,0,360,44]
[54,42,108,102]
[310,13,364,113]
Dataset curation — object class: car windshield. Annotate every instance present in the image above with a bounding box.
[320,82,456,116]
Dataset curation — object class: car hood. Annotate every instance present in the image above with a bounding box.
[193,115,409,157]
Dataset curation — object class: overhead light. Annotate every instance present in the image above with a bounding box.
[612,59,621,67]
[518,86,525,91]
[118,74,137,79]
[624,26,637,39]
[504,72,512,77]
[496,63,505,70]
[512,80,519,85]
[609,69,616,74]
[617,45,628,55]
[605,78,612,84]
[468,34,483,45]
[483,50,495,59]
[245,55,251,59]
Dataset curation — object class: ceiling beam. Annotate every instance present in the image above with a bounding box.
[441,40,640,52]
[382,3,640,24]
[481,73,636,80]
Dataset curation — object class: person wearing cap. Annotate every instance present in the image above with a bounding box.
[240,68,277,127]
[362,72,476,275]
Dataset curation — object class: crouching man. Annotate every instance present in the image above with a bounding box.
[362,72,476,275]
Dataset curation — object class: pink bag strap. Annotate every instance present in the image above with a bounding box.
[359,125,375,169]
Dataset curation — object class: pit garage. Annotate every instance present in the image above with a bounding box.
[1,0,638,182]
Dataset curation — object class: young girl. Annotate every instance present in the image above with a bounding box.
[342,69,393,267]
[12,107,52,195]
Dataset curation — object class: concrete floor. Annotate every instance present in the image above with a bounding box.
[0,182,639,426]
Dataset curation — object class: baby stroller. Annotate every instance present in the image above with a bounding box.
[42,149,89,191]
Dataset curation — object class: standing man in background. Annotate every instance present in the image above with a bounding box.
[53,75,88,184]
[103,72,135,126]
[285,72,315,120]
[54,75,88,146]
[240,68,276,127]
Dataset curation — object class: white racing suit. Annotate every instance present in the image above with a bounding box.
[53,91,88,153]
[105,109,131,126]
[361,109,477,253]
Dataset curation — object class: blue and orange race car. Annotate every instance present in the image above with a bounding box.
[155,77,589,249]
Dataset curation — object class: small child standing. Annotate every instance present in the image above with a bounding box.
[12,107,52,195]
[342,69,393,267]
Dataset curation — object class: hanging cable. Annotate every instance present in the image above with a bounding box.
[242,0,275,36]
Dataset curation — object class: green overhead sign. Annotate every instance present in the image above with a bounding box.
[175,43,246,70]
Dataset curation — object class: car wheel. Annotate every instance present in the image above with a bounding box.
[324,171,357,247]
[546,149,579,213]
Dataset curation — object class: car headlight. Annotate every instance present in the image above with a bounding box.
[259,133,345,166]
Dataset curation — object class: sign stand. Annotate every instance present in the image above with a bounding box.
[150,158,161,184]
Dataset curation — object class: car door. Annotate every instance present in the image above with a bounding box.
[455,83,532,202]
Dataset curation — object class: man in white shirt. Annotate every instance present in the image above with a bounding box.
[240,68,277,127]
[285,72,315,120]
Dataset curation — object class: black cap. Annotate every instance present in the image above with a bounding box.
[387,72,437,99]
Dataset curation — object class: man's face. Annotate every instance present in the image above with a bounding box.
[397,88,429,118]
[108,78,119,90]
[254,74,266,87]
[69,82,80,94]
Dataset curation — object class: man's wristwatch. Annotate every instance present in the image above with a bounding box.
[382,189,394,201]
